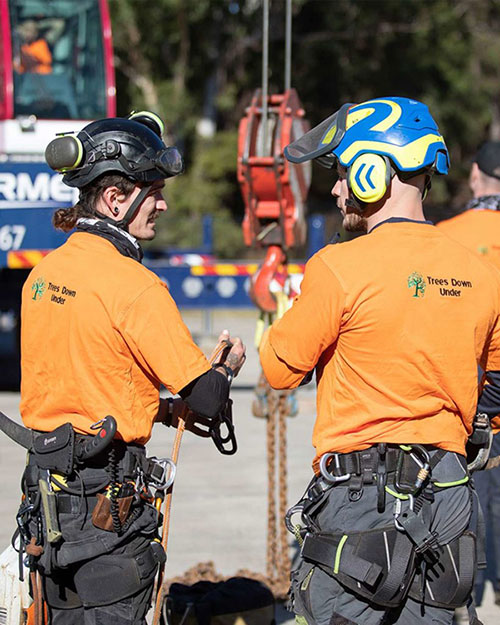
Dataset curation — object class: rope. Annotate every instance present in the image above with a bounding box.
[152,339,234,625]
[284,0,292,91]
[152,416,186,625]
[486,454,500,470]
[261,0,269,155]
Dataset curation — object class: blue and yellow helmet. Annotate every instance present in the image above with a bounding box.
[285,96,449,177]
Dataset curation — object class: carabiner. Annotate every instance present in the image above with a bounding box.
[319,453,351,484]
[285,503,305,534]
[147,458,176,491]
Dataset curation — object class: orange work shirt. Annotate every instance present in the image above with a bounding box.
[20,233,210,443]
[437,209,500,271]
[260,220,500,464]
[18,39,52,74]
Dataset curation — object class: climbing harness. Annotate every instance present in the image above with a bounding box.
[286,445,482,616]
[0,411,179,624]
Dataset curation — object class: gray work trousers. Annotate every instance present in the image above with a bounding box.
[26,472,161,624]
[290,451,477,625]
[474,433,500,597]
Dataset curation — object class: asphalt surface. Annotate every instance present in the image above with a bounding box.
[0,308,498,624]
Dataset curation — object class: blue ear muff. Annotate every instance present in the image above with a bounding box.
[347,153,391,203]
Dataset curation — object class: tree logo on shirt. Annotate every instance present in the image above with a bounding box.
[407,272,426,298]
[31,277,46,301]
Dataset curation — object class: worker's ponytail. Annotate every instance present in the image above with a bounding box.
[52,174,136,232]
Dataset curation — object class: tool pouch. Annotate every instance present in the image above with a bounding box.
[301,525,417,608]
[91,493,133,532]
[32,423,75,475]
[408,530,477,608]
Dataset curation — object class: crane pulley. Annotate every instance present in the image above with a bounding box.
[237,88,311,313]
[238,88,311,252]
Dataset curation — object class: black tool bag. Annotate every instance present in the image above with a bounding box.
[164,577,275,625]
[32,423,75,475]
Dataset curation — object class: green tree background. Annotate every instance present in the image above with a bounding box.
[109,0,500,258]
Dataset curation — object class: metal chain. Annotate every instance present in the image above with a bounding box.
[277,393,291,592]
[266,386,278,582]
[263,380,292,600]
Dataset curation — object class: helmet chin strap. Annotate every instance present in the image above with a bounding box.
[345,195,365,213]
[114,185,152,231]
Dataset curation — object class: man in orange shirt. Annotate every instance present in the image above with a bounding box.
[15,19,53,74]
[17,111,245,624]
[260,97,500,624]
[438,142,500,609]
[438,142,500,269]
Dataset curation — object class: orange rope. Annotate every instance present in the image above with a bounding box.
[151,339,232,624]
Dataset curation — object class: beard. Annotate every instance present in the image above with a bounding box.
[342,211,367,233]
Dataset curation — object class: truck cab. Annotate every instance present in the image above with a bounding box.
[0,0,115,388]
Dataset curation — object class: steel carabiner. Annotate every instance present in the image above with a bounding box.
[319,452,351,484]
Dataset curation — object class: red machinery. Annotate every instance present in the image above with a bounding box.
[237,88,311,312]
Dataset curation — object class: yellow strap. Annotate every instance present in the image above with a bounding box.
[334,535,348,574]
[254,313,266,348]
[385,486,409,500]
[434,476,469,488]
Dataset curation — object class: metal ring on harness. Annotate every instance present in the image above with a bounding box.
[147,458,176,491]
[284,503,305,534]
[319,453,351,484]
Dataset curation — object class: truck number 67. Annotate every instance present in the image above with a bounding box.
[0,225,26,251]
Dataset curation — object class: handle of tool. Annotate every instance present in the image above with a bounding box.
[153,338,231,624]
[38,478,62,544]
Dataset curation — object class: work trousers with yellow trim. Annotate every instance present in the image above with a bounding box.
[290,451,477,625]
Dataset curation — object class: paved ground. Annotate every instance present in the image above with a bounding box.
[0,308,498,623]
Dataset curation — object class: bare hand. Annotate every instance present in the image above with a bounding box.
[215,329,246,377]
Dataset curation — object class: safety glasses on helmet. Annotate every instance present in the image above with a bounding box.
[284,103,353,169]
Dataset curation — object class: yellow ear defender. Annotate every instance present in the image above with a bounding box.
[347,153,392,203]
[128,110,165,136]
[45,134,84,173]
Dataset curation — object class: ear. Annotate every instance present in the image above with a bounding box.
[98,186,123,219]
[469,162,480,191]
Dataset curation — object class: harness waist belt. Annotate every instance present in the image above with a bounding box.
[321,447,400,480]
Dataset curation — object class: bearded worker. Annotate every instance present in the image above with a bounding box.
[260,96,500,625]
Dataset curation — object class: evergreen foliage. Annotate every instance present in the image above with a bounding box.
[109,0,500,256]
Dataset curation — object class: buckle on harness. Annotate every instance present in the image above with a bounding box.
[394,445,431,495]
[319,453,351,484]
[147,457,176,491]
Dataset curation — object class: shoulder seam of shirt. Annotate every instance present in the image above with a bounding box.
[117,281,165,326]
[316,249,349,296]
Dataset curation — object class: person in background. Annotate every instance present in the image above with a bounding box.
[438,141,500,609]
[14,17,65,74]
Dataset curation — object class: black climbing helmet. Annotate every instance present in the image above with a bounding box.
[45,110,184,189]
